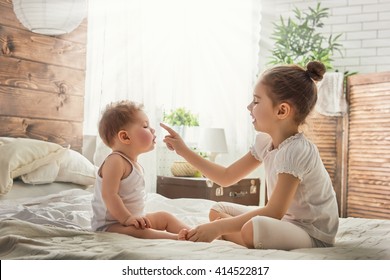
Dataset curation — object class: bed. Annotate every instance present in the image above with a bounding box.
[1,107,390,261]
[1,177,389,260]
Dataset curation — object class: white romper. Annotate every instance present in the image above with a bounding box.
[91,152,146,231]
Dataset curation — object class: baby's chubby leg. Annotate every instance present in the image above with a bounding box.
[106,212,189,240]
[107,223,182,240]
[146,211,190,234]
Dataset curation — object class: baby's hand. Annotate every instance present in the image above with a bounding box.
[178,228,189,241]
[125,216,152,229]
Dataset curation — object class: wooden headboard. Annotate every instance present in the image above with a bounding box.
[0,0,87,152]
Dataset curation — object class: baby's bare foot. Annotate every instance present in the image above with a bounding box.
[178,228,189,240]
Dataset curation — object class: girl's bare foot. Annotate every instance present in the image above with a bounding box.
[178,228,189,240]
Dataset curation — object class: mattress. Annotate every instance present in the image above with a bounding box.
[0,181,389,260]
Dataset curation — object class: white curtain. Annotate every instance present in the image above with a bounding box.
[84,0,262,192]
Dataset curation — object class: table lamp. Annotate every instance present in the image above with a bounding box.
[198,128,228,162]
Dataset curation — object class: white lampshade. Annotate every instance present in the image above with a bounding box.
[198,128,228,154]
[13,0,87,36]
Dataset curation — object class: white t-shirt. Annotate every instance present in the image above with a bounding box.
[250,132,339,244]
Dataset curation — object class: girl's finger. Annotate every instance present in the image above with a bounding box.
[163,138,175,151]
[160,123,178,136]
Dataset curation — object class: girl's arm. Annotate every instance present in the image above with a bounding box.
[101,155,150,228]
[187,173,300,242]
[161,123,260,187]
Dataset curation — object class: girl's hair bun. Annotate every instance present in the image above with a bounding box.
[306,61,326,82]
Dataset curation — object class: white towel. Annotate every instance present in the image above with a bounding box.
[315,72,347,116]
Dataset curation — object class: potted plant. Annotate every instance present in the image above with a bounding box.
[268,3,343,70]
[163,107,199,127]
[162,107,201,177]
[163,107,200,148]
[268,2,357,101]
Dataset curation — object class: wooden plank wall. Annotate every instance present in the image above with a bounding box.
[346,72,390,219]
[0,0,87,152]
[305,111,346,217]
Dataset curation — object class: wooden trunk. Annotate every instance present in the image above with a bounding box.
[157,176,261,206]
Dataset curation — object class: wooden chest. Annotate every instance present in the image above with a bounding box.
[156,176,261,206]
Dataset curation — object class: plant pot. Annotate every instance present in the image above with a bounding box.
[171,161,198,177]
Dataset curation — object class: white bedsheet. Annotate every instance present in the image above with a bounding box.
[1,186,390,260]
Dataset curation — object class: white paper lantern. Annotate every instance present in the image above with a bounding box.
[12,0,87,36]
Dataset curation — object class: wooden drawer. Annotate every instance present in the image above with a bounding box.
[157,176,260,206]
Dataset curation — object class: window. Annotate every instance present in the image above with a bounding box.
[84,0,261,191]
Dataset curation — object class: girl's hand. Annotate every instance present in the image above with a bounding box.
[186,222,221,242]
[124,216,152,229]
[160,123,188,155]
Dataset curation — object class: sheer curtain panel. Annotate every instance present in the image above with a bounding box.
[85,0,262,192]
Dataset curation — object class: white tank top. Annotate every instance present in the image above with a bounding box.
[91,152,146,231]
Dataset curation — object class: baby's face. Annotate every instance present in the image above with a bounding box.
[126,111,156,152]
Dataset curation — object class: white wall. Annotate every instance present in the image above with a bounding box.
[258,0,390,74]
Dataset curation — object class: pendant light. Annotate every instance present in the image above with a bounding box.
[12,0,87,36]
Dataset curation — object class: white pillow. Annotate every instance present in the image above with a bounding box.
[0,137,66,195]
[21,161,60,185]
[21,149,97,186]
[56,149,97,186]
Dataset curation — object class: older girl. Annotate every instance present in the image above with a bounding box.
[161,61,339,250]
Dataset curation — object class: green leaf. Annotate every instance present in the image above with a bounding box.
[163,108,199,126]
[267,2,350,73]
